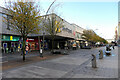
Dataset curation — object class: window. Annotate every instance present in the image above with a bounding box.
[2,13,7,18]
[0,13,2,16]
[7,15,11,30]
[2,13,7,29]
[2,13,12,30]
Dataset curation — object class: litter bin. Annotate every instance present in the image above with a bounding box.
[40,48,43,57]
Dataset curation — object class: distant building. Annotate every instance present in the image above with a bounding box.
[106,39,114,44]
[71,24,85,41]
[118,2,120,45]
[118,22,120,45]
[115,26,118,41]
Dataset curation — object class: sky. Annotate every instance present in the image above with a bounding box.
[0,0,118,39]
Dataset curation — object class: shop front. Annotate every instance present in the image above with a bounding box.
[27,38,48,51]
[1,35,21,53]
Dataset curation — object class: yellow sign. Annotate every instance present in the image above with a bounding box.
[58,28,61,32]
[18,46,20,48]
[10,36,13,40]
[55,20,61,32]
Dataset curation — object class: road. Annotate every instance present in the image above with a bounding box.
[2,46,118,78]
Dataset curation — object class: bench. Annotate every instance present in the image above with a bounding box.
[52,49,61,54]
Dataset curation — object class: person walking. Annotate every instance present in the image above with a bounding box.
[11,46,14,53]
[112,45,114,49]
[25,45,29,55]
[106,44,110,51]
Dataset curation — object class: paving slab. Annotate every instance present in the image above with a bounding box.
[2,46,118,78]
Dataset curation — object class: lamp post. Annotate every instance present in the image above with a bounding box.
[38,0,56,57]
[39,32,45,58]
[38,36,42,57]
[43,31,45,50]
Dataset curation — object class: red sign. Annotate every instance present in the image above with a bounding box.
[73,31,76,36]
[26,38,28,42]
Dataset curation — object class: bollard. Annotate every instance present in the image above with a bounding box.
[91,54,97,68]
[99,50,103,59]
[40,48,43,57]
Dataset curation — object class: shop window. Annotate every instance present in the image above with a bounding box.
[2,13,13,30]
[2,13,7,28]
[2,13,7,18]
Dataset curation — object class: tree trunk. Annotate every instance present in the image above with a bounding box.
[38,36,41,53]
[52,39,53,52]
[22,36,26,61]
[51,38,54,53]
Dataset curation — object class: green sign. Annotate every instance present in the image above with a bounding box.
[1,35,20,41]
[10,36,13,40]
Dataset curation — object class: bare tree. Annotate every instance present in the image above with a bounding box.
[44,13,64,53]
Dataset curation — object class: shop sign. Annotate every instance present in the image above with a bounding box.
[28,39,34,41]
[3,35,6,39]
[62,27,72,33]
[2,35,20,41]
[10,36,13,40]
[26,38,28,42]
[73,31,76,36]
[2,35,10,41]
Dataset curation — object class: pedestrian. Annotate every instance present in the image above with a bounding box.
[112,45,114,49]
[11,47,14,53]
[28,43,31,52]
[25,45,29,55]
[21,47,23,55]
[106,44,110,51]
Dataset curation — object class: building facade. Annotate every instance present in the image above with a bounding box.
[118,22,120,45]
[0,6,22,53]
[0,6,85,53]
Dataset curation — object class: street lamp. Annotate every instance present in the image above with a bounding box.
[39,32,45,58]
[39,0,56,56]
[43,31,45,50]
[38,35,42,57]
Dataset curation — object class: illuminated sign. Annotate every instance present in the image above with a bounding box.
[62,27,72,33]
[10,36,13,40]
[3,36,6,39]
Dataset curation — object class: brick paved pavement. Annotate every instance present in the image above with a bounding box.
[68,47,118,78]
[1,49,72,70]
[2,46,118,78]
[1,49,71,63]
